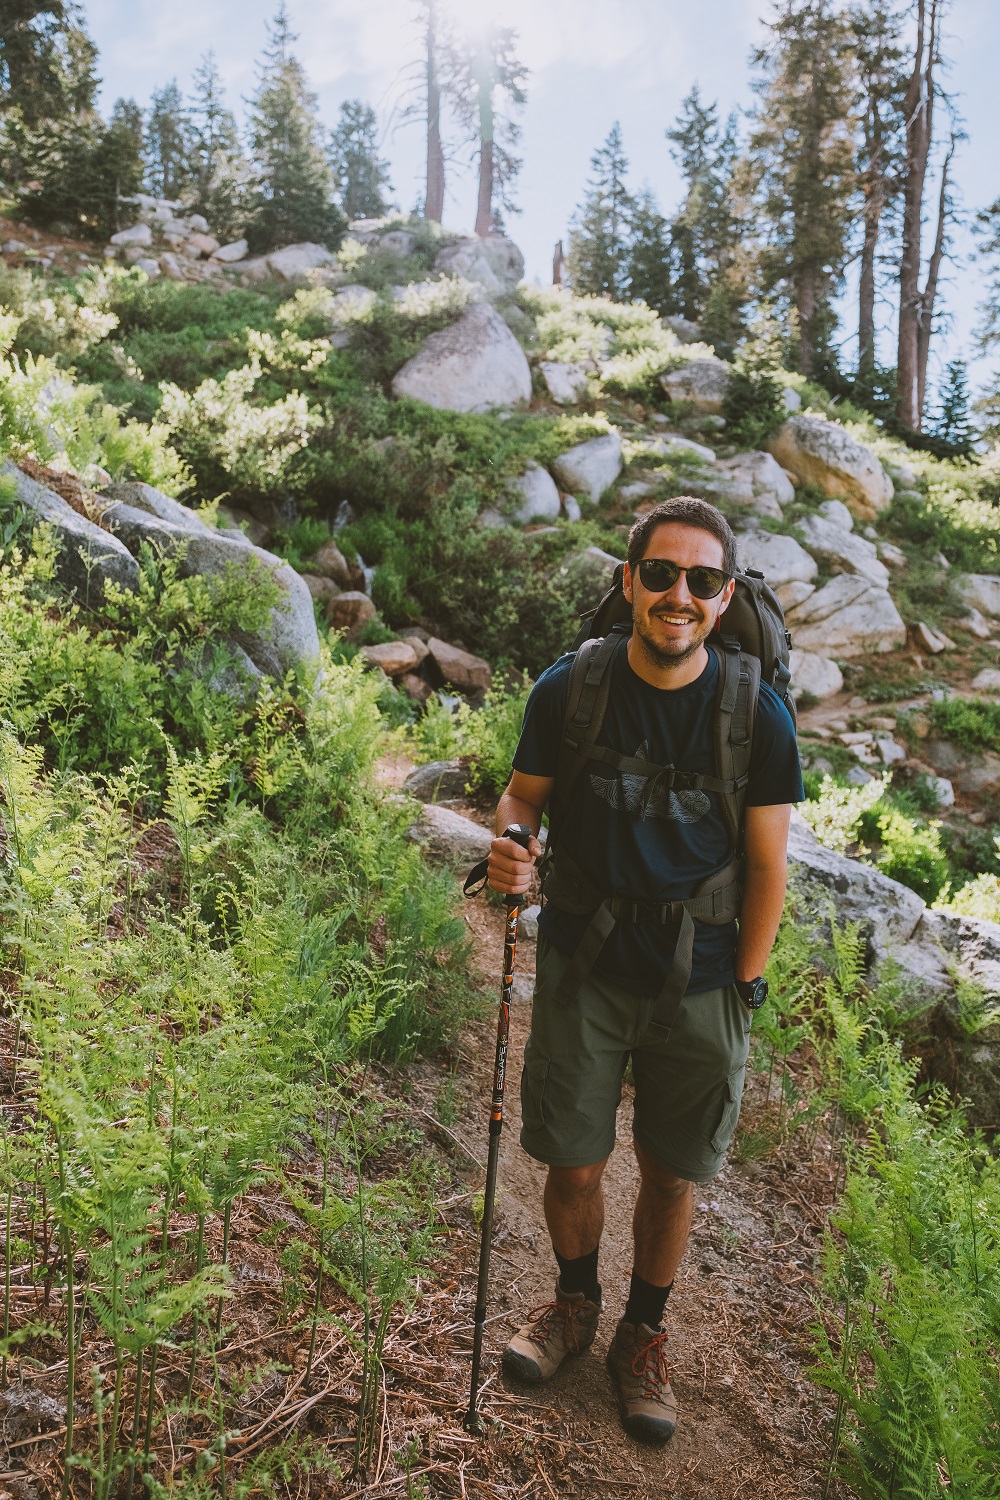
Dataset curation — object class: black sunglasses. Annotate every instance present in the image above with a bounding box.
[636,557,731,599]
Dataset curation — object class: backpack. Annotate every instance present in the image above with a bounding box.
[538,563,794,1039]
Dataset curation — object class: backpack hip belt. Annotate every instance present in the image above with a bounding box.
[542,844,744,1041]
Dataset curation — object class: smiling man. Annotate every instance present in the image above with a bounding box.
[486,496,802,1445]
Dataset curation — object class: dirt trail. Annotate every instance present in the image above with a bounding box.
[446,894,845,1500]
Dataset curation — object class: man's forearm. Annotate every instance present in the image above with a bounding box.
[495,791,544,837]
[734,865,787,981]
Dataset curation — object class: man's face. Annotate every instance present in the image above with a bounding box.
[623,522,735,668]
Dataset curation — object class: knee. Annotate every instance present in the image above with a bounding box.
[546,1160,606,1206]
[634,1143,692,1203]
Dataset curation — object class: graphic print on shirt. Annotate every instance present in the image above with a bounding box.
[589,740,711,823]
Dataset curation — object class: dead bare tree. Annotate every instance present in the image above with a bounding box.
[895,0,957,432]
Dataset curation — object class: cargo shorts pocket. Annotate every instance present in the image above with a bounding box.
[520,1047,550,1137]
[710,1065,746,1155]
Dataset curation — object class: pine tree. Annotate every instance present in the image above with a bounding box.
[449,23,527,236]
[748,0,857,380]
[567,123,634,300]
[244,4,344,253]
[186,52,248,242]
[91,97,145,236]
[932,359,974,453]
[666,87,719,321]
[145,81,189,200]
[0,0,73,124]
[328,100,392,220]
[626,189,675,315]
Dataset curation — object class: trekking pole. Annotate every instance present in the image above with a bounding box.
[461,823,534,1435]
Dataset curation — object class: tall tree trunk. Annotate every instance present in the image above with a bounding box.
[552,239,565,285]
[858,137,889,382]
[474,57,494,237]
[896,0,937,431]
[797,266,818,378]
[916,132,953,418]
[424,2,444,222]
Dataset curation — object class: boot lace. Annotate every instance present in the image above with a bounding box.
[525,1299,583,1353]
[631,1328,672,1403]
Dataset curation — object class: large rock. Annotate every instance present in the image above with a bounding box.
[784,574,906,657]
[391,302,531,414]
[1,459,139,601]
[718,451,795,511]
[326,591,376,635]
[266,242,336,280]
[766,416,894,521]
[100,495,320,679]
[659,358,731,413]
[402,760,470,803]
[408,803,493,865]
[539,361,590,405]
[110,223,152,247]
[551,431,623,503]
[511,462,562,523]
[797,513,890,588]
[956,574,1000,618]
[427,638,492,693]
[211,239,248,264]
[735,529,817,588]
[307,538,357,589]
[432,235,524,296]
[358,641,417,676]
[663,315,703,344]
[789,649,843,701]
[101,480,209,532]
[787,810,926,948]
[554,546,622,608]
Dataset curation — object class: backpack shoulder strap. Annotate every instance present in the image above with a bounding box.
[713,641,760,854]
[550,629,623,835]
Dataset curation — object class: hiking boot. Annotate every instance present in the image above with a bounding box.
[606,1320,678,1444]
[502,1283,601,1383]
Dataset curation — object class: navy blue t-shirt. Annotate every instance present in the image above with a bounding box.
[513,638,803,996]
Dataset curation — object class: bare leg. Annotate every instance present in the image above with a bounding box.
[632,1141,694,1286]
[543,1160,608,1260]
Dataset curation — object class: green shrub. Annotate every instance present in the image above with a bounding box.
[870,806,950,903]
[928,695,1000,753]
[721,363,786,449]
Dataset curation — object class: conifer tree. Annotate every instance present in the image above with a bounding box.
[244,4,344,252]
[91,96,145,235]
[626,189,674,315]
[748,0,856,379]
[449,23,527,235]
[0,0,73,123]
[567,123,634,300]
[666,87,720,322]
[931,358,974,452]
[186,52,248,242]
[328,100,393,221]
[145,81,189,200]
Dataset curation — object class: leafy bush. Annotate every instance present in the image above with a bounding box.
[882,477,1000,574]
[407,675,533,797]
[798,772,887,853]
[721,363,787,449]
[928,695,1000,753]
[869,806,950,903]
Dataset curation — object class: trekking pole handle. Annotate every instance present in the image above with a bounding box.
[501,823,534,910]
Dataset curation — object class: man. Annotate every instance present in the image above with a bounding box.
[486,497,802,1444]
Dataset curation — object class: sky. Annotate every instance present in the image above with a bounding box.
[84,0,1000,407]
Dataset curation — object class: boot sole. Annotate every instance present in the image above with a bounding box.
[605,1348,677,1445]
[501,1347,548,1384]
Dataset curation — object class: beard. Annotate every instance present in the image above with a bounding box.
[632,603,715,668]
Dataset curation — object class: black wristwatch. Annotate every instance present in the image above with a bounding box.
[736,977,768,1010]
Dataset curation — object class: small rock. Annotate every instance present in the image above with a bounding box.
[110,222,152,246]
[359,641,418,676]
[875,735,907,766]
[134,257,161,279]
[511,462,561,523]
[640,432,716,463]
[660,357,731,413]
[775,580,816,613]
[932,551,949,570]
[551,431,623,503]
[914,622,955,654]
[427,638,492,693]
[187,213,210,233]
[562,496,582,523]
[910,713,931,739]
[300,573,340,602]
[402,760,469,802]
[555,546,623,608]
[839,730,873,746]
[783,387,802,412]
[620,480,660,502]
[845,766,875,786]
[971,669,1000,694]
[736,530,817,588]
[797,513,889,588]
[409,803,493,865]
[212,238,249,264]
[961,607,992,640]
[267,242,336,279]
[930,776,955,808]
[877,540,907,569]
[326,591,376,635]
[539,361,590,404]
[789,649,843,701]
[432,235,524,296]
[186,232,220,258]
[817,498,854,531]
[308,539,356,589]
[518,904,541,940]
[398,632,431,668]
[868,716,897,731]
[400,672,432,704]
[159,251,185,280]
[956,574,1000,619]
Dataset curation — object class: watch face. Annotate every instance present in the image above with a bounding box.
[748,978,768,1010]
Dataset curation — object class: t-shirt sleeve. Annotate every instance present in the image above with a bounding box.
[746,685,804,806]
[511,654,573,778]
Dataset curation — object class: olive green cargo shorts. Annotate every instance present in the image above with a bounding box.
[519,934,752,1183]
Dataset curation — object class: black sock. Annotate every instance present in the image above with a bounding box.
[554,1247,601,1305]
[624,1271,673,1330]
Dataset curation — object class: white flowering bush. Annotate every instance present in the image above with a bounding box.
[159,363,315,495]
[799,773,888,854]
